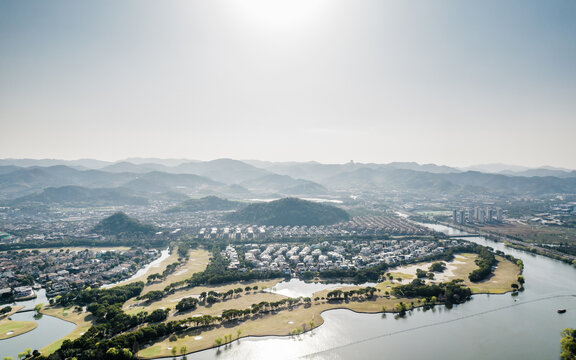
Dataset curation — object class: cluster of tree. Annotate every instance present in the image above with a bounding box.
[468,246,497,282]
[416,269,430,279]
[175,297,198,312]
[56,282,144,307]
[392,279,472,305]
[38,282,206,360]
[0,305,12,315]
[137,290,165,303]
[561,328,576,360]
[428,262,446,272]
[200,288,244,304]
[326,287,378,301]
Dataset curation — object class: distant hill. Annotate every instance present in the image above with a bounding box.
[225,197,350,226]
[324,168,576,195]
[498,168,576,178]
[240,174,327,195]
[100,161,171,173]
[92,212,157,237]
[11,186,148,207]
[173,158,272,184]
[165,196,247,213]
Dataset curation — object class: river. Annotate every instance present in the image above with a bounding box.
[155,223,576,360]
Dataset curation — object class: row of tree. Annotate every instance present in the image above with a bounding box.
[326,287,378,301]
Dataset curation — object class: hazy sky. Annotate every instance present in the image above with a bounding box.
[1,0,575,168]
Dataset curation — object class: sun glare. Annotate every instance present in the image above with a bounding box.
[231,0,329,28]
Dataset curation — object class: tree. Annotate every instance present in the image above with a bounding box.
[180,345,187,355]
[171,347,177,356]
[17,349,31,360]
[416,269,427,278]
[429,262,447,273]
[0,306,12,315]
[214,338,223,348]
[561,328,576,360]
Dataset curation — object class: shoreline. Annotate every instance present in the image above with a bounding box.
[39,306,95,355]
[139,286,518,360]
[0,305,38,340]
[137,258,519,360]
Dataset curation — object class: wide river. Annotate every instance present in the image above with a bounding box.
[157,223,576,360]
[2,227,575,359]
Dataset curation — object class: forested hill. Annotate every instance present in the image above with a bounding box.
[225,197,350,226]
[92,212,158,237]
[165,196,246,213]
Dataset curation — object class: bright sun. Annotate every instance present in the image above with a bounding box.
[231,0,329,28]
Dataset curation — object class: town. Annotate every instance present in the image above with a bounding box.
[0,247,160,303]
[222,238,461,276]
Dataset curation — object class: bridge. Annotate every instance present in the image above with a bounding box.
[15,308,36,313]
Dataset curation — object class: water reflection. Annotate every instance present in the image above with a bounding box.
[265,279,377,298]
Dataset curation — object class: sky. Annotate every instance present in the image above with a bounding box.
[1,0,575,168]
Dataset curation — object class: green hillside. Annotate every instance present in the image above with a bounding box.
[225,197,349,226]
[92,212,157,237]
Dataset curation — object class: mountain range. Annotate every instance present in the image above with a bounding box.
[1,158,576,204]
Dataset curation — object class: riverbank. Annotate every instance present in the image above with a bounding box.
[438,221,576,263]
[137,253,521,359]
[0,305,37,340]
[39,306,95,355]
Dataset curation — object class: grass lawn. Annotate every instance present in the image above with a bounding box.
[124,279,282,316]
[114,248,211,290]
[0,319,37,339]
[140,249,211,293]
[40,306,95,355]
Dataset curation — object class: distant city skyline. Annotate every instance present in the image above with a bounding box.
[1,1,575,168]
